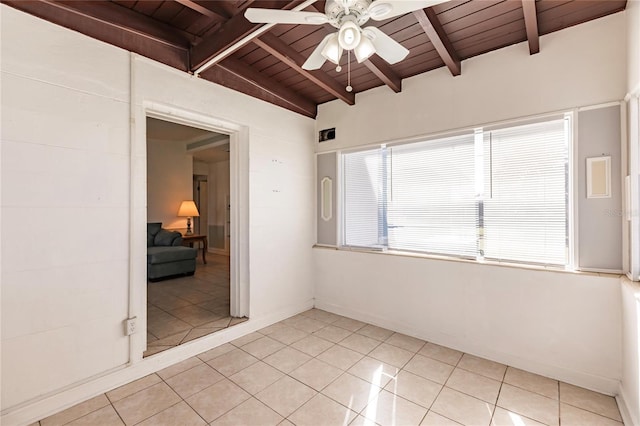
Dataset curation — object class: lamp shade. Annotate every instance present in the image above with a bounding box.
[177,200,200,217]
[338,20,361,50]
[354,36,375,63]
[321,34,343,65]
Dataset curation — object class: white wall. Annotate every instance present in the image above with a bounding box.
[316,12,627,152]
[1,4,315,417]
[313,10,627,396]
[146,139,193,229]
[628,0,640,94]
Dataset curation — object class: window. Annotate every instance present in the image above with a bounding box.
[342,115,570,266]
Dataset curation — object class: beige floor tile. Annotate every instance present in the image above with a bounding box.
[348,357,399,388]
[206,348,258,376]
[255,376,317,417]
[229,361,284,394]
[560,402,623,426]
[41,394,111,426]
[144,345,174,357]
[385,333,426,353]
[147,315,192,339]
[559,382,622,421]
[369,343,414,368]
[322,373,382,413]
[186,378,251,422]
[290,358,344,391]
[349,415,379,426]
[291,335,334,356]
[419,343,463,366]
[230,317,248,326]
[183,327,223,343]
[318,345,364,370]
[383,370,442,409]
[497,384,559,426]
[504,368,558,400]
[197,343,235,362]
[241,336,285,359]
[333,317,367,332]
[157,357,204,380]
[231,331,263,347]
[446,368,501,404]
[112,382,181,425]
[65,405,124,426]
[266,325,309,345]
[165,363,224,398]
[106,374,161,403]
[491,407,547,426]
[289,394,357,426]
[302,309,342,324]
[357,325,395,342]
[147,330,189,347]
[263,346,312,373]
[361,390,428,426]
[284,316,328,333]
[421,411,462,425]
[314,325,353,343]
[199,317,232,328]
[210,397,283,426]
[259,322,291,335]
[136,401,207,426]
[458,354,507,381]
[279,420,295,426]
[404,354,455,384]
[340,334,382,355]
[431,387,494,426]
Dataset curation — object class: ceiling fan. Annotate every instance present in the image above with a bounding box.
[245,0,450,73]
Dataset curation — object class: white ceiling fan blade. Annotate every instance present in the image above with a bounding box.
[368,0,451,21]
[244,8,328,25]
[302,34,333,70]
[363,27,409,64]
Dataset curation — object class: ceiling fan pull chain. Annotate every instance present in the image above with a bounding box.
[346,50,353,92]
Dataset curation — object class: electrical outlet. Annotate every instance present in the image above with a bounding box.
[125,317,137,336]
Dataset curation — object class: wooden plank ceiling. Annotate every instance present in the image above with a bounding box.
[3,0,627,118]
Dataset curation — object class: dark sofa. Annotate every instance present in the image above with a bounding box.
[147,222,197,281]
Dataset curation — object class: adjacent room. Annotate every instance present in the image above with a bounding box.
[1,1,640,426]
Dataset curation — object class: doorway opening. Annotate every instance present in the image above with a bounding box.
[144,116,244,357]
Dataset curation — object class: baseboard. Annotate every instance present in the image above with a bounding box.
[617,385,640,426]
[314,298,621,396]
[1,298,314,426]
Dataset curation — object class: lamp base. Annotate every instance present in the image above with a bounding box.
[186,217,193,235]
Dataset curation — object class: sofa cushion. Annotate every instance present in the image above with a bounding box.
[154,229,181,246]
[147,223,162,247]
[147,246,197,264]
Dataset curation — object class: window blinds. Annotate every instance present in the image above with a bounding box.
[387,135,477,257]
[341,116,570,266]
[482,118,569,265]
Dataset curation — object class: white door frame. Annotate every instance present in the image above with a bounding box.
[131,101,250,360]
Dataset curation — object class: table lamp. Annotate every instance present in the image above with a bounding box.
[177,200,200,235]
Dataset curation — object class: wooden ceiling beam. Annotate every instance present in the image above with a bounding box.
[4,0,190,70]
[201,59,317,118]
[190,0,311,72]
[173,0,231,20]
[363,56,402,93]
[220,58,317,117]
[522,0,540,54]
[413,7,461,76]
[253,33,355,105]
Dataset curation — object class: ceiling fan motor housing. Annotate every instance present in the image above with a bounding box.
[325,0,373,28]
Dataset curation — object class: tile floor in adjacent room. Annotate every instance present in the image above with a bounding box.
[36,309,623,426]
[145,253,245,357]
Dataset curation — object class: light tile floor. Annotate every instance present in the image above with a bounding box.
[146,254,246,357]
[36,309,623,426]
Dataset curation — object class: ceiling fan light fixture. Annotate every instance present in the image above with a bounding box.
[338,20,361,50]
[354,36,375,62]
[321,34,343,64]
[368,2,393,19]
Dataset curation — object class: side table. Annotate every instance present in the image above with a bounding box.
[181,234,207,264]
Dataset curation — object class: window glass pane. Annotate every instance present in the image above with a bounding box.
[343,148,384,248]
[387,135,477,257]
[483,119,568,265]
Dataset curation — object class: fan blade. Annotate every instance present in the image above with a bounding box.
[302,34,333,70]
[362,27,409,64]
[368,0,450,21]
[244,8,328,25]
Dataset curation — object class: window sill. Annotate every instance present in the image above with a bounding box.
[312,244,623,278]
